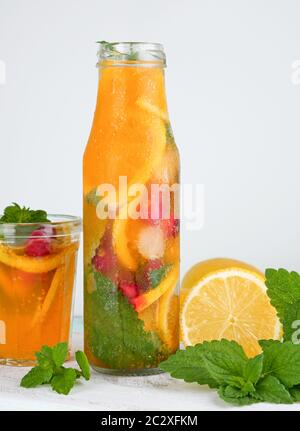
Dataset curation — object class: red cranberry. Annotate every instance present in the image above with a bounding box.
[119,281,139,300]
[25,229,51,257]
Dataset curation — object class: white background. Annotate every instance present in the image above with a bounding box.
[1,0,300,315]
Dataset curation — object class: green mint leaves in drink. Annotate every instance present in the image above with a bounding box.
[85,269,166,369]
[20,342,90,395]
[149,264,172,289]
[0,203,49,224]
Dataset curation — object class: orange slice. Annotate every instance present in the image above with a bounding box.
[136,98,169,123]
[138,301,158,332]
[0,264,12,297]
[138,285,179,353]
[157,285,179,352]
[164,236,179,264]
[0,243,78,274]
[133,263,179,312]
[180,258,281,357]
[31,265,64,327]
[112,217,137,271]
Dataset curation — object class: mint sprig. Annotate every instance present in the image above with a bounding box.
[0,203,49,224]
[160,339,300,405]
[20,342,90,395]
[255,375,293,404]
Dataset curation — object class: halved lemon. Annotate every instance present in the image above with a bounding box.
[180,258,281,357]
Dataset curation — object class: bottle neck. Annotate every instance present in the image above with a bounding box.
[95,64,169,122]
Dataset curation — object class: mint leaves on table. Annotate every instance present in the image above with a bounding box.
[85,268,166,369]
[20,342,90,395]
[160,339,300,405]
[21,366,53,388]
[0,203,49,224]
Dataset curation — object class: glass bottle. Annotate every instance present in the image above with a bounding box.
[83,42,180,375]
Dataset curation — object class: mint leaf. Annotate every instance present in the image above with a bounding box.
[289,385,300,401]
[259,339,281,351]
[200,351,259,395]
[29,210,49,223]
[50,368,77,395]
[85,269,166,369]
[36,345,55,370]
[265,268,300,322]
[243,354,263,384]
[150,264,172,288]
[0,203,49,224]
[201,350,246,387]
[85,188,100,206]
[21,366,53,388]
[75,369,82,379]
[97,41,122,56]
[97,41,139,61]
[262,341,300,387]
[218,386,258,406]
[21,343,90,395]
[75,351,90,380]
[166,123,174,140]
[223,375,246,389]
[256,375,293,404]
[160,340,248,389]
[283,300,300,343]
[160,344,218,388]
[52,342,68,367]
[240,380,256,396]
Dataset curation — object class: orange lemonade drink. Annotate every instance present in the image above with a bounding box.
[0,215,81,365]
[83,42,180,374]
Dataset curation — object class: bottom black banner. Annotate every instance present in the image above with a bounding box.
[0,410,298,428]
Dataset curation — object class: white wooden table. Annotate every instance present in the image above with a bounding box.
[0,318,298,411]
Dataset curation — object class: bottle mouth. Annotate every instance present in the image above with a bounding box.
[97,41,166,67]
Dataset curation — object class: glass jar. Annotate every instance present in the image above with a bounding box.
[0,215,81,366]
[83,42,180,375]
